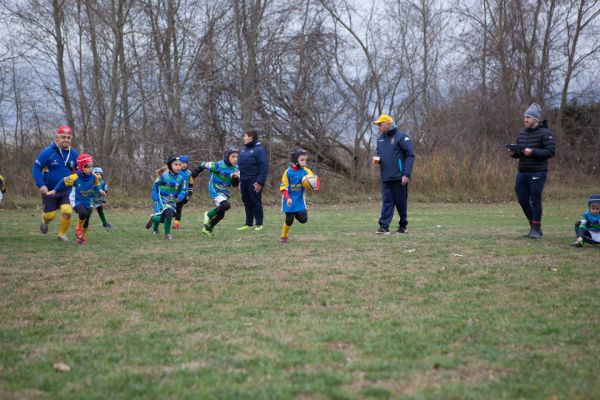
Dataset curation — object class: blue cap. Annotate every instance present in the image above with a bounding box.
[180,155,189,163]
[588,194,600,208]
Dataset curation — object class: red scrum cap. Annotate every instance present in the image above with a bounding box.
[57,125,73,136]
[76,153,93,172]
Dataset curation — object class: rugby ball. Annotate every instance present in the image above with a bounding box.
[302,174,320,191]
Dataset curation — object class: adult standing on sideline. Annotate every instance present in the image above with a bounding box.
[32,125,79,241]
[508,103,556,239]
[237,129,269,231]
[374,114,415,235]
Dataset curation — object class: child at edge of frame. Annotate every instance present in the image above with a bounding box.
[571,193,600,248]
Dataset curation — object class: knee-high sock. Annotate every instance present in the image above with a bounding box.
[59,215,72,236]
[42,210,57,224]
[151,215,161,231]
[76,218,85,229]
[164,217,172,234]
[281,223,291,238]
[97,207,108,225]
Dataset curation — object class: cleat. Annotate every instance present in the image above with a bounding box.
[201,227,215,238]
[40,222,49,235]
[237,225,252,231]
[57,234,69,242]
[164,234,175,240]
[151,229,158,235]
[145,216,154,229]
[254,225,264,231]
[279,237,288,244]
[103,223,113,229]
[396,226,407,234]
[376,227,390,235]
[203,212,210,225]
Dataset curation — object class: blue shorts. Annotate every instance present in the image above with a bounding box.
[42,189,71,213]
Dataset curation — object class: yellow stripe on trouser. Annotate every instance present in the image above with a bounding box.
[58,204,73,236]
[281,223,291,238]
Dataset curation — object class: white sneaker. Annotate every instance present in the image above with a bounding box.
[57,235,69,242]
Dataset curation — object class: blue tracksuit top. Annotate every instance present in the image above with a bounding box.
[238,139,269,185]
[376,126,415,182]
[32,142,79,190]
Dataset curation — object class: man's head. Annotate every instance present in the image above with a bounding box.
[243,129,259,145]
[56,125,73,150]
[523,103,541,129]
[588,194,600,215]
[374,114,394,133]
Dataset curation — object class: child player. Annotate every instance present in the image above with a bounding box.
[145,156,186,240]
[47,154,105,244]
[0,174,5,205]
[572,194,600,247]
[173,155,193,229]
[91,167,112,228]
[191,147,240,238]
[279,148,319,243]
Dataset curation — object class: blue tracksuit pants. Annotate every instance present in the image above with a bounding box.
[515,171,547,223]
[379,180,408,229]
[240,179,264,226]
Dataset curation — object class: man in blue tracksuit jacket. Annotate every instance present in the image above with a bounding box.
[237,129,269,230]
[374,114,415,234]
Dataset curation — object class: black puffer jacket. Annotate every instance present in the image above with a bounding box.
[512,120,556,172]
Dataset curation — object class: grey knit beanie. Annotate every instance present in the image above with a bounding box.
[524,103,542,121]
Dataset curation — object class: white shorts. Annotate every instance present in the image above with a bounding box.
[212,194,228,207]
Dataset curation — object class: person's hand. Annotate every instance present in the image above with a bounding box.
[99,190,106,196]
[253,182,263,192]
[507,149,516,156]
[286,198,292,206]
[401,176,410,186]
[46,189,56,196]
[40,185,48,195]
[185,195,190,201]
[232,170,240,178]
[523,148,533,156]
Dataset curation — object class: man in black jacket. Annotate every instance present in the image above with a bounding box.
[508,103,556,239]
[237,129,269,231]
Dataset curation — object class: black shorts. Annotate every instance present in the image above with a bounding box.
[42,189,71,213]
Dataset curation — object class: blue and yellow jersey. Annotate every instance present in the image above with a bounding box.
[91,179,108,207]
[152,171,186,213]
[279,166,314,213]
[32,142,78,190]
[179,168,193,196]
[54,171,101,207]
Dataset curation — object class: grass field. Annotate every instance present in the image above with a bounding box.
[1,200,599,399]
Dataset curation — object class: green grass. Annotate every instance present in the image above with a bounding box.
[1,200,598,399]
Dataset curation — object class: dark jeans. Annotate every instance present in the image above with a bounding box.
[379,180,408,229]
[515,171,547,223]
[240,180,264,226]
